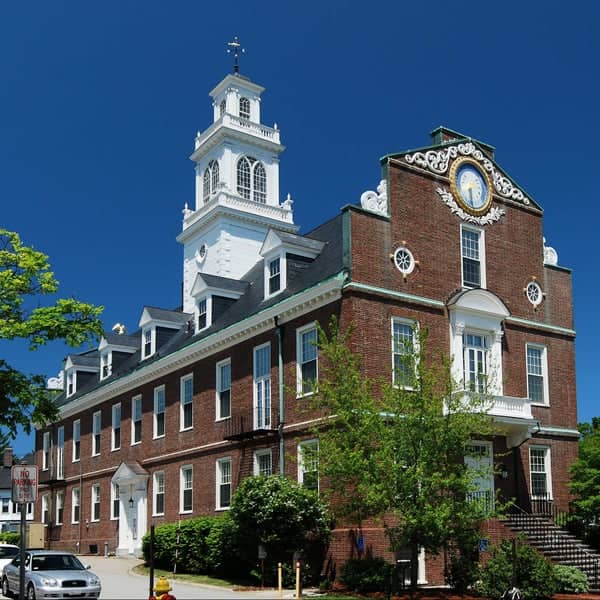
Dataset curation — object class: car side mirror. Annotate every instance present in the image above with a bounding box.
[85,564,91,570]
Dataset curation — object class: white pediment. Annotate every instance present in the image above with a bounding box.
[448,289,510,319]
[111,461,149,485]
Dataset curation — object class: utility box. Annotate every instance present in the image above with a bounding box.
[27,523,44,549]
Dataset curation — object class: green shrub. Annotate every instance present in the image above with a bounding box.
[0,533,19,546]
[475,538,558,600]
[553,565,589,593]
[339,557,392,593]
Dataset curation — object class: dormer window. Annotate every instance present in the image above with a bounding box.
[197,298,208,331]
[100,351,111,380]
[239,96,250,119]
[203,160,219,203]
[237,157,267,203]
[143,328,154,359]
[268,257,281,295]
[66,371,75,397]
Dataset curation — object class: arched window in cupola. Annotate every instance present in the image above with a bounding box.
[239,97,250,120]
[237,156,267,203]
[219,99,226,117]
[203,160,220,203]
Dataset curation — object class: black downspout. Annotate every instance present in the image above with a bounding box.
[275,317,285,476]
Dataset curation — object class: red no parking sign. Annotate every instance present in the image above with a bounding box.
[11,465,38,503]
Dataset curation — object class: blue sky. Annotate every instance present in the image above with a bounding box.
[1,1,598,456]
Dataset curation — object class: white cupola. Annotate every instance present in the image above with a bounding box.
[177,69,298,314]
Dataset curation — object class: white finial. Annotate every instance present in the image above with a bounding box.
[281,193,293,210]
[274,122,278,130]
[182,203,192,219]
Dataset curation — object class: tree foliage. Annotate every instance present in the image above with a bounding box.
[309,318,495,587]
[0,229,103,439]
[569,417,600,548]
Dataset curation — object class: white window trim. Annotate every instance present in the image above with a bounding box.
[111,403,121,451]
[196,296,212,332]
[253,342,272,430]
[110,483,120,521]
[216,457,232,511]
[296,323,318,397]
[55,491,64,525]
[460,224,486,289]
[153,385,166,439]
[264,252,286,299]
[215,358,232,421]
[526,343,550,406]
[91,484,100,522]
[71,488,80,524]
[153,471,165,516]
[142,327,156,359]
[41,494,50,525]
[65,369,76,397]
[56,426,64,480]
[180,374,194,431]
[92,411,101,456]
[131,395,142,446]
[100,350,112,380]
[529,445,553,500]
[253,449,273,477]
[42,432,50,471]
[72,419,81,463]
[180,465,193,514]
[298,439,319,492]
[391,317,419,390]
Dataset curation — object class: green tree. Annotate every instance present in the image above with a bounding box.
[309,319,495,589]
[229,475,330,584]
[569,417,600,549]
[0,229,103,440]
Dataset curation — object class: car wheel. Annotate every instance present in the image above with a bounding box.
[2,576,13,598]
[26,583,36,600]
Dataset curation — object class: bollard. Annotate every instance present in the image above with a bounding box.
[104,541,108,557]
[278,562,282,598]
[295,561,301,599]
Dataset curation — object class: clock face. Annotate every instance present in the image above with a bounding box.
[449,158,492,215]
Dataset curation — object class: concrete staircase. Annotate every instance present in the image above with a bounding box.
[503,513,600,592]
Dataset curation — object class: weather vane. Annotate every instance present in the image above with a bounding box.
[227,36,245,74]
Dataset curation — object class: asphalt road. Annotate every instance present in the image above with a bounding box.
[82,555,296,600]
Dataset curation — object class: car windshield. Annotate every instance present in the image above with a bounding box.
[31,554,85,571]
[0,547,18,558]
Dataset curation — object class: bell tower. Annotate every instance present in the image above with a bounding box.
[177,41,297,314]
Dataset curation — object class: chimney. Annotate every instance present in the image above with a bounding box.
[3,447,13,468]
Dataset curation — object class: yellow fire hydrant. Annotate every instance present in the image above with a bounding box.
[149,576,176,600]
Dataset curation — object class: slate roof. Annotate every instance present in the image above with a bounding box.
[102,333,139,348]
[199,274,250,294]
[270,230,326,253]
[55,214,345,407]
[67,352,100,368]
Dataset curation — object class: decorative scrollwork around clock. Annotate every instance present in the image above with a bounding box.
[405,142,531,206]
[436,187,505,225]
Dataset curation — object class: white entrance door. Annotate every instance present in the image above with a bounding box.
[465,441,494,512]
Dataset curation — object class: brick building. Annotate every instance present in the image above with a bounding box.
[35,68,578,584]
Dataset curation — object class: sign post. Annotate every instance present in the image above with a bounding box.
[11,465,38,600]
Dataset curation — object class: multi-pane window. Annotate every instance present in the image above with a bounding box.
[217,458,232,509]
[297,325,318,396]
[268,257,281,295]
[392,320,416,388]
[132,396,142,444]
[254,450,273,477]
[219,99,226,117]
[56,426,64,479]
[180,375,193,430]
[154,386,166,438]
[216,360,231,420]
[1,498,9,514]
[236,156,267,203]
[153,471,165,516]
[112,403,121,450]
[461,227,483,288]
[197,298,207,331]
[72,420,81,462]
[101,351,111,380]
[72,487,80,524]
[203,160,219,202]
[463,333,488,393]
[91,484,100,521]
[92,411,101,456]
[143,329,153,358]
[180,466,193,513]
[239,96,250,119]
[42,494,49,524]
[42,432,50,471]
[66,371,74,396]
[530,446,552,498]
[527,345,547,404]
[111,484,120,520]
[254,344,271,429]
[298,440,319,492]
[56,492,64,525]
